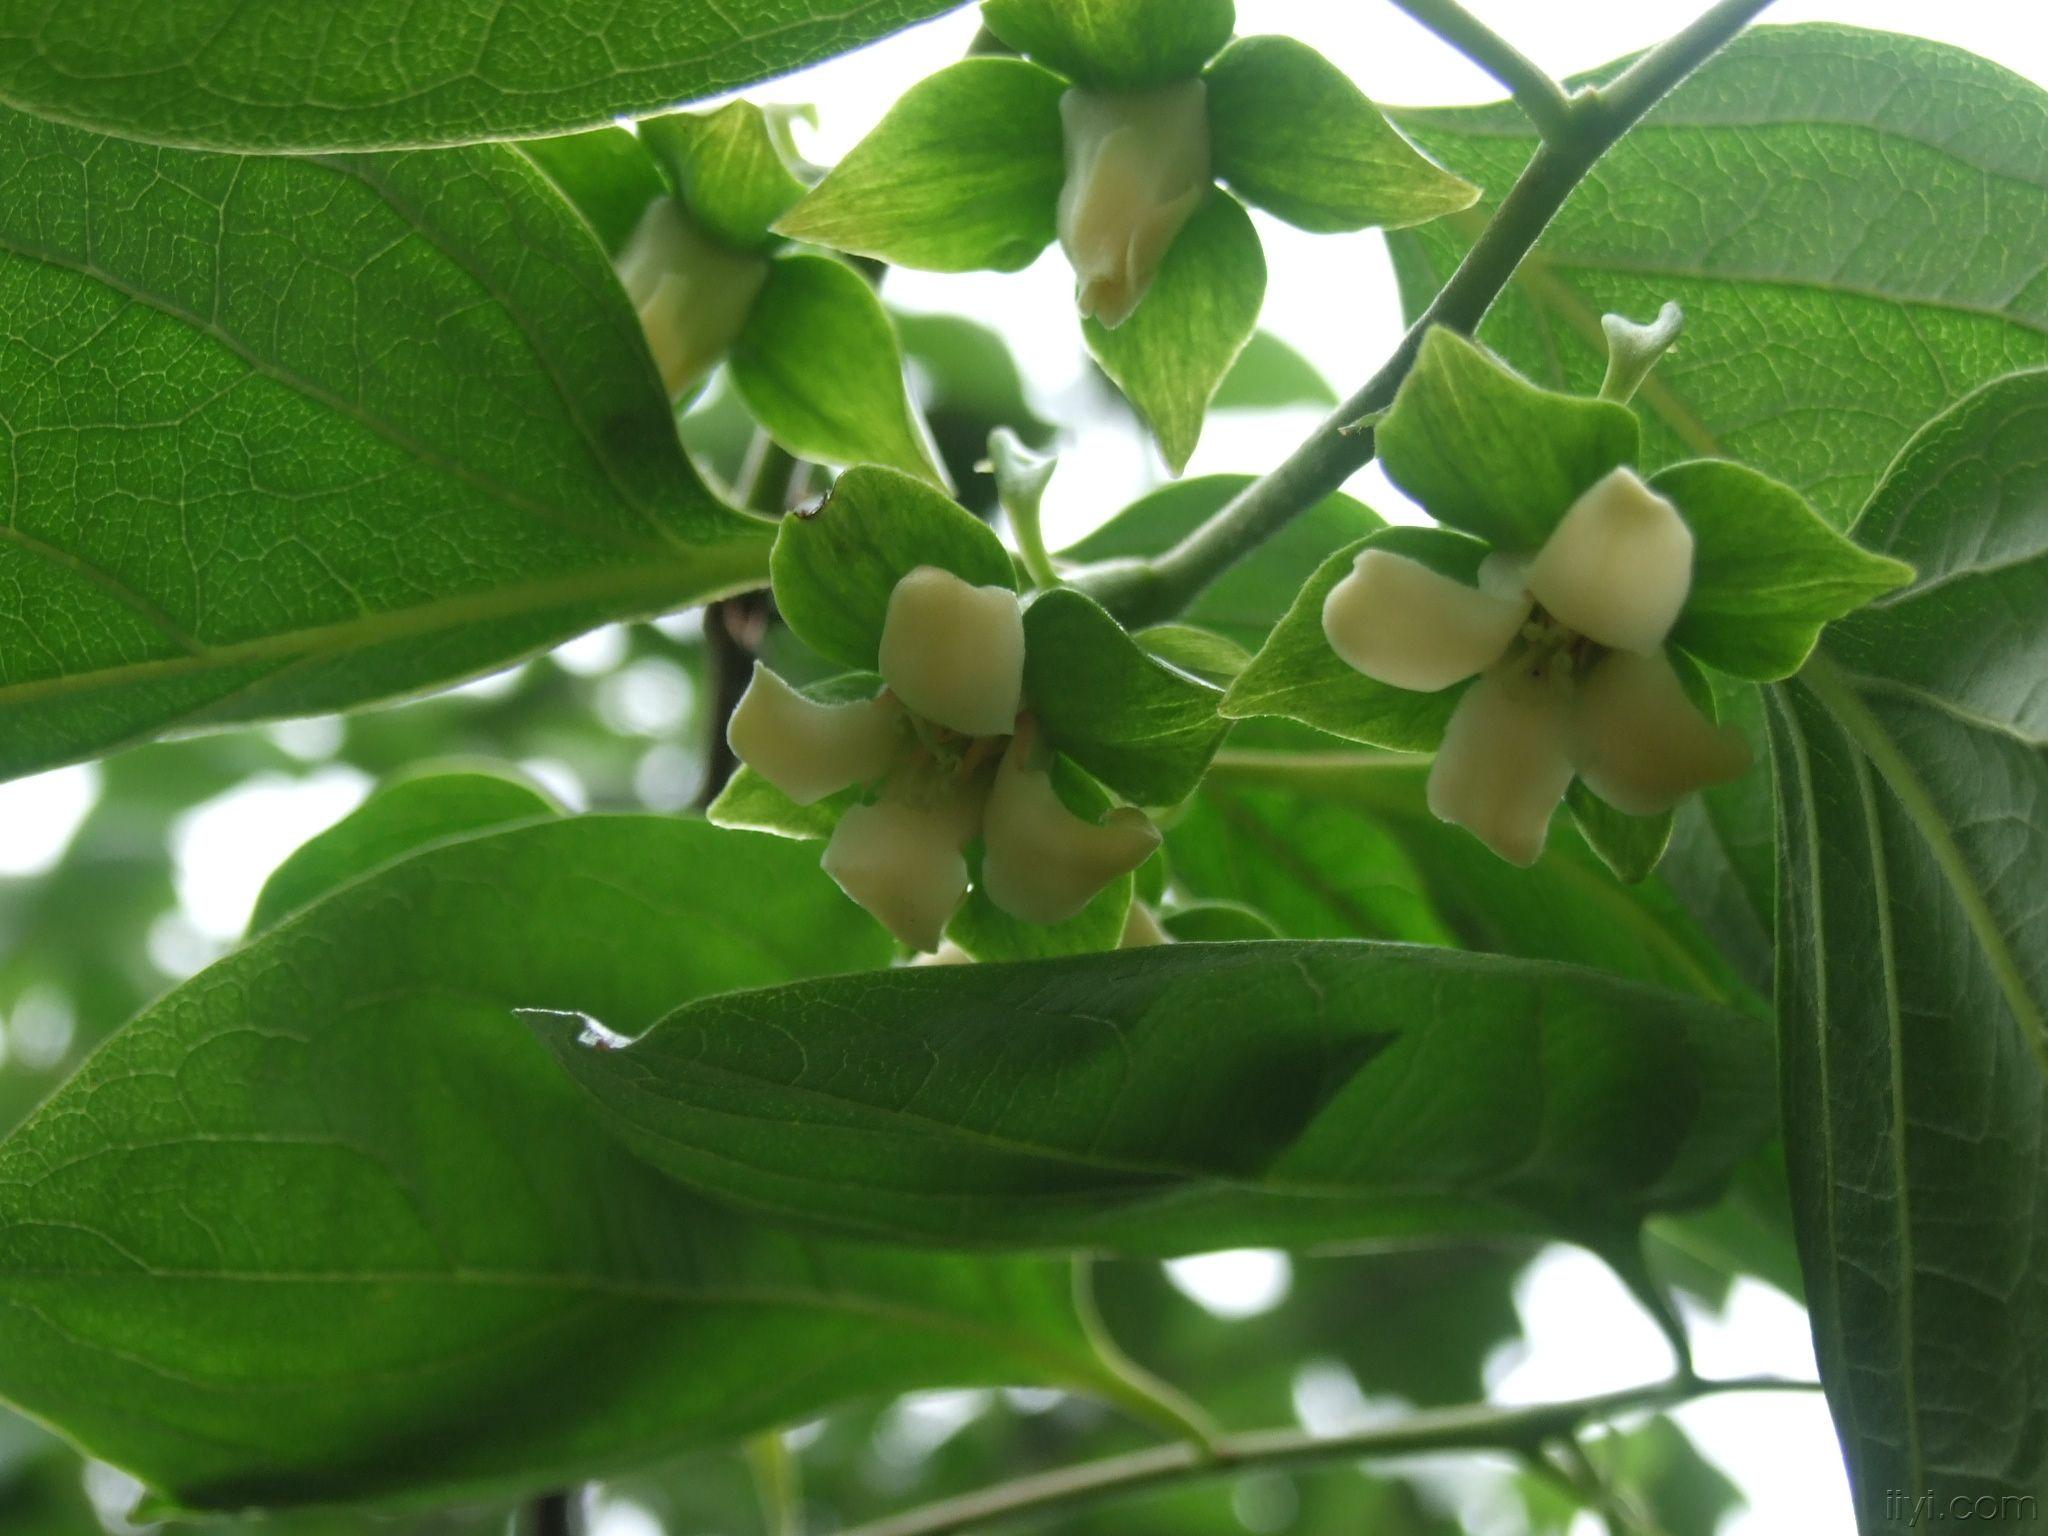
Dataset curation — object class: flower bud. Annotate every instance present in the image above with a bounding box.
[822,781,981,952]
[617,198,768,399]
[980,740,1160,925]
[1524,468,1693,655]
[1426,662,1576,867]
[727,663,903,805]
[877,566,1025,739]
[1568,649,1751,816]
[1324,550,1531,692]
[1056,80,1211,329]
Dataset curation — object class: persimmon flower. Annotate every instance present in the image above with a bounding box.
[1323,467,1750,866]
[728,565,1155,948]
[617,198,768,398]
[1057,80,1210,328]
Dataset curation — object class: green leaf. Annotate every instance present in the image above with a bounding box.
[0,817,1150,1511]
[1134,623,1251,683]
[1205,35,1476,234]
[1212,331,1338,411]
[1386,25,2048,528]
[1768,369,2048,1523]
[1656,459,1913,681]
[1085,192,1266,472]
[1157,901,1280,942]
[0,111,773,784]
[1023,588,1227,806]
[518,126,667,256]
[641,103,809,252]
[774,59,1067,272]
[1063,477,1382,650]
[251,768,559,932]
[729,254,945,485]
[1376,327,1640,549]
[980,0,1232,89]
[770,467,1015,672]
[0,0,967,150]
[1222,527,1491,751]
[540,940,1775,1253]
[895,312,1053,441]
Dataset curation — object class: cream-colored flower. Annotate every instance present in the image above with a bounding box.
[980,728,1160,926]
[1056,80,1210,329]
[617,198,768,398]
[1323,467,1750,866]
[1119,902,1171,948]
[821,767,983,953]
[876,565,1025,738]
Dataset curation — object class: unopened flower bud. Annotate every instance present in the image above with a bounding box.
[822,782,981,952]
[1056,80,1210,329]
[980,739,1160,925]
[1426,661,1576,867]
[727,663,903,805]
[1324,550,1531,692]
[1568,649,1751,816]
[877,566,1025,739]
[617,198,768,398]
[1524,468,1692,655]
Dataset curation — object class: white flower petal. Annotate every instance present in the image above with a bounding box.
[1567,649,1752,816]
[1322,550,1531,692]
[1524,467,1693,654]
[1425,662,1575,867]
[877,566,1025,738]
[822,793,977,952]
[1057,81,1210,329]
[1120,902,1171,948]
[618,198,767,398]
[980,743,1160,926]
[727,663,901,805]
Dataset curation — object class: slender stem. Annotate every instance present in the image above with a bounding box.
[835,1376,1817,1536]
[1387,0,1573,138]
[747,1431,804,1536]
[1075,0,1776,630]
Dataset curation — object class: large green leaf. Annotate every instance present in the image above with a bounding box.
[0,111,772,784]
[0,0,968,151]
[1387,25,2048,529]
[541,940,1774,1254]
[0,817,1146,1512]
[980,0,1232,90]
[1768,370,2048,1523]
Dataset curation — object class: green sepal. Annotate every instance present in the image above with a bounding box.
[1084,190,1266,473]
[771,468,1016,671]
[1377,327,1640,549]
[641,102,810,251]
[1222,526,1493,750]
[773,58,1066,271]
[980,0,1233,89]
[729,253,946,486]
[1205,35,1477,234]
[520,126,668,255]
[1135,623,1252,683]
[1023,587,1228,806]
[1658,459,1916,681]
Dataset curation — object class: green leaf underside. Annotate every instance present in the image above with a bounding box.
[1386,25,2048,529]
[1768,370,2048,1521]
[0,0,968,150]
[1062,477,1382,651]
[250,768,560,932]
[0,817,1141,1511]
[1376,327,1640,550]
[1222,527,1490,751]
[1023,588,1227,807]
[541,941,1773,1254]
[1179,747,1753,1007]
[980,0,1232,90]
[773,58,1066,273]
[770,467,1014,672]
[1212,330,1339,410]
[729,255,944,485]
[517,126,667,256]
[1084,191,1267,473]
[641,103,806,252]
[0,109,772,784]
[1204,35,1477,234]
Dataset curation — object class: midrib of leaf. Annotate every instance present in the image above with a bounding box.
[1801,654,2048,1079]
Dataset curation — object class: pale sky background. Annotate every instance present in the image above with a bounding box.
[7,3,2047,1531]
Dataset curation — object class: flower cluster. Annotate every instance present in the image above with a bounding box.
[730,565,1160,949]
